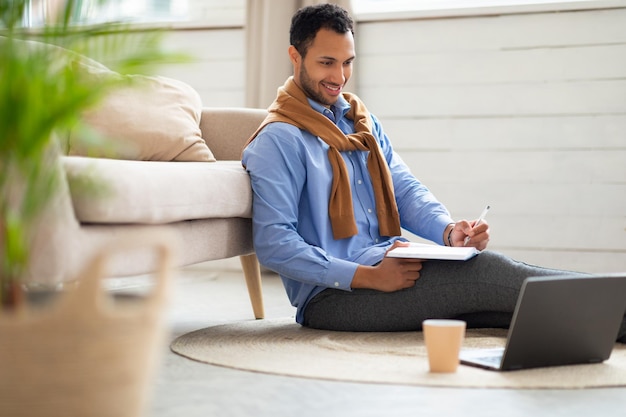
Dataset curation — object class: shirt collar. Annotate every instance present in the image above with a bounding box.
[307,94,350,120]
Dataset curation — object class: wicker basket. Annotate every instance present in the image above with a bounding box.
[0,233,174,417]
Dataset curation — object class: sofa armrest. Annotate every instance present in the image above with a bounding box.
[200,107,267,161]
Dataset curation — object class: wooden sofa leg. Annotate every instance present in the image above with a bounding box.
[239,253,265,319]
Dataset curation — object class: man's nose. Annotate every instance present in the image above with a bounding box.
[329,64,346,85]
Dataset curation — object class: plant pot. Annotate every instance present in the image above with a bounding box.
[0,233,174,417]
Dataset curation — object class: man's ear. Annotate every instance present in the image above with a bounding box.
[288,45,300,66]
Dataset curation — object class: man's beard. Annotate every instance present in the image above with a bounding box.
[298,65,338,107]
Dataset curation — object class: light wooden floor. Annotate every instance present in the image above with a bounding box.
[140,261,625,417]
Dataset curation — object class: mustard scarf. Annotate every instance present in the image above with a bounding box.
[246,77,401,240]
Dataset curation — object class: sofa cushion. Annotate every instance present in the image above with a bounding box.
[63,157,251,224]
[66,54,214,162]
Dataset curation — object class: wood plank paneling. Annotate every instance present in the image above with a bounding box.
[362,80,626,117]
[357,8,626,54]
[384,115,626,151]
[359,45,626,86]
[415,183,626,217]
[157,28,246,107]
[401,150,626,184]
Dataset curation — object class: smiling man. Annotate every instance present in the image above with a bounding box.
[242,4,626,340]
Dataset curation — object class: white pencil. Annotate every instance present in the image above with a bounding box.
[464,205,490,246]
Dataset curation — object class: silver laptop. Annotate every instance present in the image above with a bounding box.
[460,274,626,371]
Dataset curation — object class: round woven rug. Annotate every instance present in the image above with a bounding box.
[171,317,626,389]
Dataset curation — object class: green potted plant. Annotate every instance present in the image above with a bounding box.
[1,2,182,415]
[0,0,172,309]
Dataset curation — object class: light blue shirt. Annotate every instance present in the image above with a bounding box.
[242,94,454,324]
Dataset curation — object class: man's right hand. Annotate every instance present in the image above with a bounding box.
[351,241,424,292]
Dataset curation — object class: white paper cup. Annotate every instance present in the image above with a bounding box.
[422,319,466,373]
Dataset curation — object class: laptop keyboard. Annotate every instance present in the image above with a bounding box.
[475,355,502,366]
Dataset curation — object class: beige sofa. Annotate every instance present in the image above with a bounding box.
[28,107,268,319]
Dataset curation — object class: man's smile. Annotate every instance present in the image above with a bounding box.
[322,82,342,95]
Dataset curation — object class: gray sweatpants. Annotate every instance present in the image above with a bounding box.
[303,251,626,341]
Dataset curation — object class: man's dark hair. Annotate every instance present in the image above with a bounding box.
[290,3,354,57]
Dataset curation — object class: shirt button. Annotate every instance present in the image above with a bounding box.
[334,282,340,287]
[367,208,373,213]
[357,180,362,185]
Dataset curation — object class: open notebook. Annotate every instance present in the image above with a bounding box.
[386,243,479,261]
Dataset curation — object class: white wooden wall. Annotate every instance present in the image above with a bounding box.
[158,7,626,273]
[158,27,246,107]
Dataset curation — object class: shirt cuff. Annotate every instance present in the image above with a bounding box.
[433,215,456,246]
[325,257,359,291]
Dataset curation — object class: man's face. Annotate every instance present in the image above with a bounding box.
[290,28,355,107]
